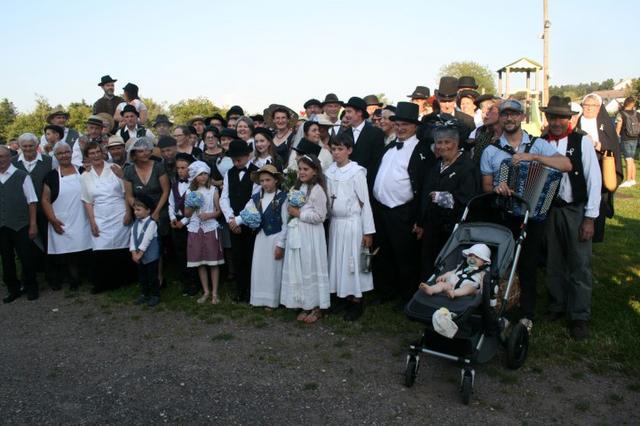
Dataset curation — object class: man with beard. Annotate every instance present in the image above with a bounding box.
[152,115,173,138]
[93,75,124,117]
[539,96,601,341]
[480,99,571,332]
[303,99,322,119]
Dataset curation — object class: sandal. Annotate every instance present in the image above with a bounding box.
[296,310,309,321]
[211,294,219,305]
[304,308,322,324]
[197,293,210,304]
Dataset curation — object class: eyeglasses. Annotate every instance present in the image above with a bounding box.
[499,111,521,118]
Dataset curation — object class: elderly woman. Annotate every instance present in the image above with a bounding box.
[235,116,255,148]
[41,142,92,290]
[81,141,132,293]
[419,124,479,278]
[123,138,170,285]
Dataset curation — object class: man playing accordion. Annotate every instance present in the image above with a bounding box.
[480,99,571,333]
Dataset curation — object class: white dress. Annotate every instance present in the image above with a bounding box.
[248,190,287,308]
[81,165,130,250]
[47,169,93,255]
[280,184,330,310]
[325,162,376,298]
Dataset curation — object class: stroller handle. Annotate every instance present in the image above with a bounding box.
[460,192,531,224]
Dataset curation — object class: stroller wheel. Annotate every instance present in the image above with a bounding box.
[460,369,474,405]
[506,322,529,369]
[404,355,419,387]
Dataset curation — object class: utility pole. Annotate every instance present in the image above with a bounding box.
[543,0,550,105]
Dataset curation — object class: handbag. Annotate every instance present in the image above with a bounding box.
[601,150,617,192]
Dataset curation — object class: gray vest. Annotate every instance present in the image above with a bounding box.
[13,155,52,198]
[0,170,29,231]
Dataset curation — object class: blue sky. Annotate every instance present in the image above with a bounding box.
[1,0,638,115]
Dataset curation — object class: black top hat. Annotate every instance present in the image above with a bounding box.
[474,94,496,108]
[226,139,253,157]
[226,106,244,120]
[153,114,174,127]
[304,98,322,109]
[253,127,274,141]
[122,83,139,98]
[436,76,459,101]
[389,102,421,125]
[407,86,430,99]
[175,152,196,164]
[363,95,383,107]
[44,124,65,140]
[219,128,238,139]
[205,113,227,127]
[321,93,343,106]
[250,114,265,122]
[458,76,478,89]
[157,135,177,149]
[540,96,578,117]
[135,193,156,211]
[292,138,322,157]
[98,75,117,86]
[46,110,69,123]
[343,97,370,119]
[121,104,139,117]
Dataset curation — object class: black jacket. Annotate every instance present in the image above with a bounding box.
[346,121,386,189]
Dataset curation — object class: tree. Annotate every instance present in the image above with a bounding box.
[0,98,17,142]
[142,97,169,127]
[67,100,92,132]
[439,61,497,95]
[169,97,225,127]
[625,78,640,99]
[5,95,53,139]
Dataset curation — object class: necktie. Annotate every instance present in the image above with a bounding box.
[395,141,404,150]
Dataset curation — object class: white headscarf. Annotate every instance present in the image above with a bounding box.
[188,160,211,182]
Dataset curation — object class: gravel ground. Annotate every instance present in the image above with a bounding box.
[0,288,637,425]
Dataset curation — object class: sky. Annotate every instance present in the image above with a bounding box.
[1,0,638,115]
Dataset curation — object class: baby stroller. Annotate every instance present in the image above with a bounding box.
[403,192,530,404]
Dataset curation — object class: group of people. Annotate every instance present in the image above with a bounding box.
[0,73,627,340]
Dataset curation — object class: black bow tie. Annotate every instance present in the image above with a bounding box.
[394,141,404,150]
[238,167,247,173]
[178,178,189,183]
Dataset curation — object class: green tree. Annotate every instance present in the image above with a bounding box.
[142,97,169,127]
[438,61,497,94]
[169,97,225,127]
[67,100,92,132]
[624,78,640,98]
[0,98,17,142]
[5,95,53,139]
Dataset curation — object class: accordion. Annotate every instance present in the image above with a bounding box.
[497,159,562,221]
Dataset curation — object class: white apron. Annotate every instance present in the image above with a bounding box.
[48,169,92,254]
[90,168,130,250]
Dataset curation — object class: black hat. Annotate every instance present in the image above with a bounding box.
[226,105,244,120]
[436,76,459,101]
[98,75,117,86]
[219,128,238,139]
[187,125,197,136]
[44,124,64,140]
[474,94,497,108]
[46,110,69,123]
[458,76,478,89]
[121,104,139,117]
[250,114,265,123]
[458,89,479,100]
[205,113,227,127]
[253,127,274,141]
[122,83,139,98]
[383,105,397,113]
[153,114,173,127]
[292,138,322,157]
[188,115,206,126]
[203,125,220,138]
[226,139,253,157]
[343,97,370,119]
[390,102,421,125]
[540,96,578,117]
[86,115,106,127]
[363,94,383,107]
[304,98,322,109]
[135,193,156,211]
[157,135,177,149]
[321,93,343,106]
[407,86,430,99]
[175,152,196,164]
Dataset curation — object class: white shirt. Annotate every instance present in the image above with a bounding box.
[0,164,39,202]
[544,134,602,219]
[579,117,600,142]
[168,181,190,225]
[129,217,157,252]
[219,168,260,224]
[17,152,44,173]
[373,134,419,208]
[330,119,341,136]
[351,120,366,144]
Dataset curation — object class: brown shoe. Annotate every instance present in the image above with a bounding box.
[570,320,589,341]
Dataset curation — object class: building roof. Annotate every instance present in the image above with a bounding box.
[497,57,543,73]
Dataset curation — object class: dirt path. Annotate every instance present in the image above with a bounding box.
[0,289,636,425]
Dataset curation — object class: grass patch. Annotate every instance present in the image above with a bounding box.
[211,332,234,341]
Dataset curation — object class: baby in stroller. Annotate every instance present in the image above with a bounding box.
[419,243,491,299]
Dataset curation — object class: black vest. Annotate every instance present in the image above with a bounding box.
[120,126,147,142]
[564,132,588,203]
[0,169,29,230]
[228,164,259,216]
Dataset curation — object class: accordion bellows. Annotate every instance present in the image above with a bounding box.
[498,159,562,221]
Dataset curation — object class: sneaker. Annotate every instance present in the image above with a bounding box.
[147,296,160,307]
[570,320,589,341]
[630,180,637,187]
[519,318,533,334]
[619,180,634,188]
[134,295,148,305]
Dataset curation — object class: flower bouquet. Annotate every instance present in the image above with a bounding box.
[239,204,262,230]
[287,189,306,208]
[185,191,205,211]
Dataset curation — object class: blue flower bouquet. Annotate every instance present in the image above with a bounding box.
[185,191,205,210]
[287,189,306,208]
[239,204,262,229]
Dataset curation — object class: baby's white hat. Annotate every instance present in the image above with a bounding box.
[462,243,491,264]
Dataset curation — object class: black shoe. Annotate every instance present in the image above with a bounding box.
[545,311,564,322]
[3,293,21,304]
[328,298,349,315]
[570,320,589,341]
[50,283,62,291]
[147,296,160,307]
[27,293,39,301]
[343,302,364,321]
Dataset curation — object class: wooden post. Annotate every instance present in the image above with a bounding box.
[498,71,503,97]
[526,71,531,101]
[505,68,510,98]
[543,0,550,106]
